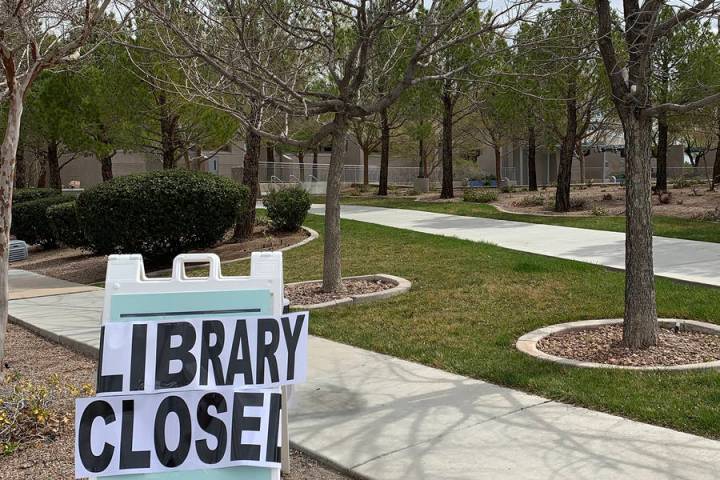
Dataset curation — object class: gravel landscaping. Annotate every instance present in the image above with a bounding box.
[285,278,395,306]
[537,324,720,367]
[0,324,349,480]
[12,225,308,285]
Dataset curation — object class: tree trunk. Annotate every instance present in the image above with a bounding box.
[234,126,261,240]
[312,150,318,179]
[378,109,390,195]
[298,151,305,182]
[418,138,425,178]
[37,156,48,188]
[322,115,347,293]
[266,144,275,180]
[714,115,720,189]
[15,140,26,189]
[656,115,668,192]
[100,155,114,181]
[622,113,658,348]
[528,126,537,191]
[47,141,61,190]
[362,148,369,186]
[555,84,577,212]
[0,89,25,371]
[440,89,454,199]
[494,145,501,186]
[159,93,179,169]
[577,142,585,184]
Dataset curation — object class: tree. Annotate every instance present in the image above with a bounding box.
[540,2,607,211]
[144,0,539,292]
[22,72,86,189]
[0,0,122,370]
[595,0,720,348]
[350,116,380,187]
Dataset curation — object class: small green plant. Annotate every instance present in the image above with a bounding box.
[463,189,498,203]
[513,194,545,207]
[263,185,311,231]
[500,184,514,194]
[592,205,608,216]
[46,201,84,248]
[673,176,691,189]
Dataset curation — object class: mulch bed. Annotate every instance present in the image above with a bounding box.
[0,324,349,480]
[537,324,720,367]
[12,226,308,285]
[286,278,395,306]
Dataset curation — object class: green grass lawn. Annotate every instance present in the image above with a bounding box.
[331,196,720,243]
[222,215,720,438]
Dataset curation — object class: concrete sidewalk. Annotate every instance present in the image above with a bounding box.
[8,272,720,479]
[310,204,720,287]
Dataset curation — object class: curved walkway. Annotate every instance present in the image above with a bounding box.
[310,204,720,287]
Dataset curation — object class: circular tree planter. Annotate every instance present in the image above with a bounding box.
[286,274,411,310]
[517,318,720,371]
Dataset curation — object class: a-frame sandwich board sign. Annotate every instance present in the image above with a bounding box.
[96,252,288,480]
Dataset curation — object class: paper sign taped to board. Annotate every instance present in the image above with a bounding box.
[75,388,282,478]
[96,313,309,395]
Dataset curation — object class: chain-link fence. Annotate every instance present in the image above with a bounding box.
[259,162,442,187]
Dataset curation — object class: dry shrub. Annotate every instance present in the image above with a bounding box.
[0,372,93,455]
[658,192,672,204]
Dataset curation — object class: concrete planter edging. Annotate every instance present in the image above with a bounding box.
[517,318,720,371]
[288,274,411,310]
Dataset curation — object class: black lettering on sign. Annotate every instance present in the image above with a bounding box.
[266,393,282,463]
[120,400,150,469]
[97,327,123,394]
[196,392,228,464]
[155,322,197,389]
[129,324,147,391]
[199,320,226,386]
[153,396,192,468]
[256,318,279,384]
[78,400,116,473]
[225,319,253,386]
[230,392,263,461]
[282,314,305,380]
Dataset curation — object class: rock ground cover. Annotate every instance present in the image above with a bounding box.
[0,324,349,480]
[12,225,308,285]
[285,278,394,306]
[537,324,720,367]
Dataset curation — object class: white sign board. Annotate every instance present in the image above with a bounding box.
[75,388,282,478]
[96,314,309,395]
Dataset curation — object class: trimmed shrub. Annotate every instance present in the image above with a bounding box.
[263,186,311,231]
[513,194,545,207]
[14,188,58,204]
[47,201,84,247]
[463,189,498,203]
[11,196,70,247]
[76,170,248,258]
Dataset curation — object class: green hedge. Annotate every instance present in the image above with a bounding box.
[11,196,70,246]
[47,201,84,247]
[76,170,248,258]
[14,188,59,204]
[263,186,311,231]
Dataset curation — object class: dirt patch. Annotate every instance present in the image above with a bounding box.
[0,324,349,480]
[537,324,720,367]
[286,278,395,306]
[13,226,309,285]
[493,185,720,218]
